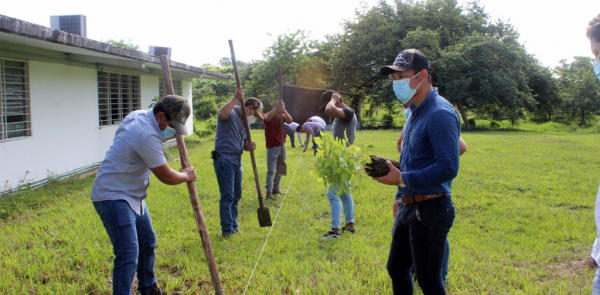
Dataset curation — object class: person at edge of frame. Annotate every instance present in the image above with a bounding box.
[91,95,196,295]
[374,48,460,295]
[212,86,261,238]
[587,13,600,295]
[263,100,293,200]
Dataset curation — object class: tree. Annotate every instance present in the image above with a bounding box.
[436,33,535,129]
[244,30,325,110]
[555,57,600,126]
[105,39,139,50]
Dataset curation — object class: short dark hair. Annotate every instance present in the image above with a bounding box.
[296,124,303,132]
[587,14,600,41]
[153,101,172,121]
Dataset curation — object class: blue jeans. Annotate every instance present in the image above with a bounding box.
[327,184,354,229]
[387,195,455,295]
[214,156,242,235]
[266,146,285,192]
[93,200,157,295]
[593,268,600,295]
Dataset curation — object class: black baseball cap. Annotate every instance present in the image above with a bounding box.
[318,90,343,112]
[380,49,431,76]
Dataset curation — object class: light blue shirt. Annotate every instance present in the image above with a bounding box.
[91,109,167,215]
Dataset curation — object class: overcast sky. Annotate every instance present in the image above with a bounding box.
[2,0,598,69]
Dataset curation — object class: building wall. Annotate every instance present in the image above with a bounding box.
[0,60,195,190]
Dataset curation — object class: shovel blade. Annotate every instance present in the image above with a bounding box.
[276,155,287,176]
[257,206,272,227]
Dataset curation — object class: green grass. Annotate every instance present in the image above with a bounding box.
[1,130,599,294]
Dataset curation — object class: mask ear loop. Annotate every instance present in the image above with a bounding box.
[410,71,423,91]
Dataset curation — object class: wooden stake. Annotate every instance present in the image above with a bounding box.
[159,55,225,295]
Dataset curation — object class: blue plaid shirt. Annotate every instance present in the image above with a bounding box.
[398,88,460,197]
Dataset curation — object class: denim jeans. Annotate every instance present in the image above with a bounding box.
[387,195,455,295]
[327,184,354,229]
[93,200,157,295]
[593,267,600,295]
[214,155,242,235]
[266,146,285,193]
[284,126,296,147]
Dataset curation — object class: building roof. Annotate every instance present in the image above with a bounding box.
[0,14,232,80]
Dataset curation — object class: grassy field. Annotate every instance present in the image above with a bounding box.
[1,129,599,294]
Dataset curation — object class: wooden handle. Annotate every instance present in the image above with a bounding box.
[159,55,224,295]
[229,40,266,208]
[279,66,284,151]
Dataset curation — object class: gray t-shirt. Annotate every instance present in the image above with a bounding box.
[91,109,167,215]
[331,107,357,146]
[214,106,247,166]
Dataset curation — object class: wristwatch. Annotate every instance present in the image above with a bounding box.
[399,173,406,188]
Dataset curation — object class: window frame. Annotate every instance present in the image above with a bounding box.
[159,78,183,97]
[0,58,31,142]
[97,71,141,127]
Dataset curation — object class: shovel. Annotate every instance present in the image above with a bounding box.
[159,56,224,295]
[276,66,287,176]
[228,40,272,227]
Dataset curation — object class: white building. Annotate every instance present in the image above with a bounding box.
[0,14,231,192]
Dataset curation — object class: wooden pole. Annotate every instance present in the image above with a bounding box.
[228,40,272,227]
[159,55,225,295]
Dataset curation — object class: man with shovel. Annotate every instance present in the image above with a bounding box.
[91,95,196,295]
[263,101,293,200]
[213,86,262,238]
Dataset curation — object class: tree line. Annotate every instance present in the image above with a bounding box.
[192,0,600,129]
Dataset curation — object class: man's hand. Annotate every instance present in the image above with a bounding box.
[244,141,256,151]
[180,166,197,182]
[278,101,285,113]
[235,86,244,101]
[331,92,341,104]
[393,199,400,218]
[374,160,402,186]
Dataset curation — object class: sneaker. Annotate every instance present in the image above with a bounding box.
[342,226,356,234]
[272,189,282,195]
[320,230,340,240]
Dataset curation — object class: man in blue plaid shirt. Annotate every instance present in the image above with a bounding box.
[374,49,461,295]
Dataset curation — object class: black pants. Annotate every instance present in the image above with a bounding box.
[387,195,455,295]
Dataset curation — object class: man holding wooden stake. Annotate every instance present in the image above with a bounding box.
[213,86,261,237]
[91,95,196,295]
[263,101,293,199]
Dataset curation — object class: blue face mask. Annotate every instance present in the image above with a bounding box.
[162,126,176,138]
[392,72,422,104]
[403,108,411,119]
[594,60,600,82]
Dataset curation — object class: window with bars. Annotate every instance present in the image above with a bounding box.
[159,78,182,97]
[98,72,141,126]
[0,59,31,141]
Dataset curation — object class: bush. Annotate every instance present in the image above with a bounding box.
[194,117,217,139]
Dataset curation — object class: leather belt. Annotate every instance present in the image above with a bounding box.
[401,193,445,205]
